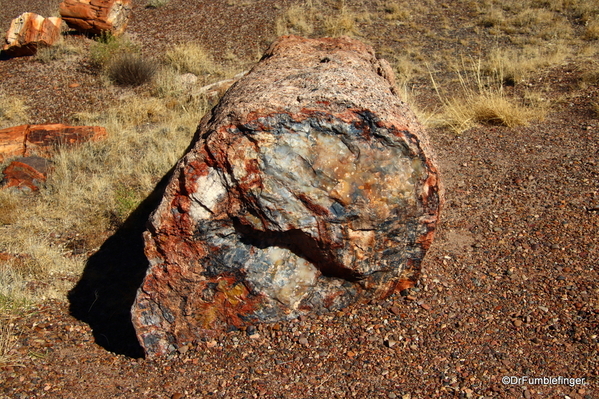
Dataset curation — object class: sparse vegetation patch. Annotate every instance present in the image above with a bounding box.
[0,91,28,130]
[89,32,138,69]
[275,4,314,36]
[164,42,218,82]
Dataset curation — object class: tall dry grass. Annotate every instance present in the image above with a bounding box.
[164,42,219,82]
[483,44,570,84]
[430,60,548,133]
[275,4,315,36]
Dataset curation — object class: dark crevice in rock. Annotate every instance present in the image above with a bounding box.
[232,218,363,282]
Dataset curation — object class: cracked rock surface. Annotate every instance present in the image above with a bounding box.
[131,35,442,357]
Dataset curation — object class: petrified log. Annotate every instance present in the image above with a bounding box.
[24,123,107,156]
[59,0,132,36]
[132,35,443,356]
[2,13,62,57]
[1,156,52,192]
[0,124,107,162]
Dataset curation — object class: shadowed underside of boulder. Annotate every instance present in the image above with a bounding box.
[131,35,443,357]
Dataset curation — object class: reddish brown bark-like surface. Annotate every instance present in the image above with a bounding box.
[132,35,443,357]
[59,0,132,36]
[0,123,107,162]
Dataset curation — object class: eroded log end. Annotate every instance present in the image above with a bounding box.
[2,13,62,57]
[132,35,443,357]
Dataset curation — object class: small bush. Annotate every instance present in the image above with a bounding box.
[108,54,157,87]
[90,33,137,69]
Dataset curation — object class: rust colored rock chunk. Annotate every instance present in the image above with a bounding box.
[24,123,107,156]
[2,156,52,191]
[2,13,62,57]
[0,124,107,162]
[132,35,443,357]
[59,0,132,36]
[0,125,28,161]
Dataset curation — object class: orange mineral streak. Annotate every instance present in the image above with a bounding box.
[194,276,260,330]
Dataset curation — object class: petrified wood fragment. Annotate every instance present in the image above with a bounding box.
[0,124,107,162]
[2,13,62,57]
[1,156,52,192]
[132,35,443,356]
[59,0,131,36]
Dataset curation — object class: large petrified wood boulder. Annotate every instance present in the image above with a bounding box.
[2,13,62,57]
[132,35,443,356]
[59,0,132,36]
[0,124,107,162]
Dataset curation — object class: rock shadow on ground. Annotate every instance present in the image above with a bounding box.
[67,168,175,358]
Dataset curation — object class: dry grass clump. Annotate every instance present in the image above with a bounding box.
[0,191,20,226]
[481,7,573,40]
[324,8,360,37]
[583,18,599,40]
[152,66,187,99]
[108,53,157,87]
[483,45,569,84]
[476,0,599,41]
[164,42,219,82]
[275,4,315,36]
[0,91,28,129]
[431,62,547,134]
[383,1,411,21]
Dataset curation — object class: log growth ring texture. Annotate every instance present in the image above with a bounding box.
[132,35,443,357]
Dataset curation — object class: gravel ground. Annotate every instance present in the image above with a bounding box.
[1,0,598,398]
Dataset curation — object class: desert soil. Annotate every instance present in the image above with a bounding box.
[0,0,598,398]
